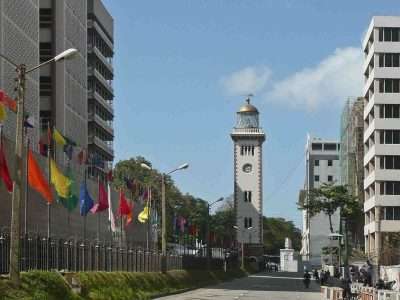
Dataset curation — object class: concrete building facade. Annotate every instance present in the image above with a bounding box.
[231,99,265,246]
[300,136,340,267]
[87,0,114,179]
[363,16,400,264]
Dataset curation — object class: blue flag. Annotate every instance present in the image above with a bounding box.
[80,183,94,216]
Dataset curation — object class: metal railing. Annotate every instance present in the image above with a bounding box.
[0,233,183,273]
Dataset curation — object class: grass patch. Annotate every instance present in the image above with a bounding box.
[0,269,247,300]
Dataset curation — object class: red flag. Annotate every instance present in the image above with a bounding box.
[0,90,17,112]
[91,182,109,213]
[118,191,132,216]
[0,143,12,192]
[107,170,113,182]
[77,149,87,165]
[28,150,52,203]
[126,202,133,227]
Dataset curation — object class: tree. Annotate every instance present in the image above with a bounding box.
[263,217,301,255]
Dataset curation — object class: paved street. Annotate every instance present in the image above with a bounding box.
[155,272,321,300]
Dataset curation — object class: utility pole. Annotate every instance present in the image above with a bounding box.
[9,64,26,284]
[161,174,167,272]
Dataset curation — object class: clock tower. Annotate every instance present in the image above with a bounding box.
[231,97,265,246]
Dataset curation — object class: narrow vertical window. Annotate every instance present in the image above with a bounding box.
[248,191,252,203]
[244,217,248,228]
[248,218,252,228]
[379,28,383,41]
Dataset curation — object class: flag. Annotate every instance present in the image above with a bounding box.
[0,90,17,112]
[80,183,94,216]
[0,105,7,123]
[24,115,34,128]
[107,183,116,232]
[91,182,109,213]
[63,144,74,160]
[77,148,87,165]
[58,168,78,211]
[118,191,131,216]
[178,216,186,233]
[53,128,66,146]
[138,206,150,223]
[38,127,51,157]
[106,170,113,182]
[0,143,12,192]
[28,150,52,203]
[50,159,71,198]
[126,203,133,226]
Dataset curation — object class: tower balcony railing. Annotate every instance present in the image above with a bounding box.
[232,127,265,134]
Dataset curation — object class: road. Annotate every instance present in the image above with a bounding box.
[155,272,321,300]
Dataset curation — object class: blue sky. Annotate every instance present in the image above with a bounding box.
[102,1,400,228]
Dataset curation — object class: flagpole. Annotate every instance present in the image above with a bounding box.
[24,132,29,235]
[45,122,52,271]
[96,174,100,242]
[146,186,150,251]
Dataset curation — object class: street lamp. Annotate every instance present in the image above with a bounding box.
[141,161,189,272]
[206,197,224,269]
[233,225,253,269]
[3,48,78,284]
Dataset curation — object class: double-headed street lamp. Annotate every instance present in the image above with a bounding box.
[233,225,253,269]
[141,162,189,272]
[1,48,78,283]
[206,197,224,269]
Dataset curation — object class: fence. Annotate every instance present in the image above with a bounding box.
[0,233,182,273]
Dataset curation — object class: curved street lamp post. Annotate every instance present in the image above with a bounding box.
[1,48,78,284]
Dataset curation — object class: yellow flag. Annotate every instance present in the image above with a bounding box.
[50,159,71,198]
[138,206,150,223]
[53,128,66,146]
[0,104,7,122]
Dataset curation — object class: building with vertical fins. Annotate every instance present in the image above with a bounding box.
[87,0,114,179]
[363,16,400,265]
[231,98,265,249]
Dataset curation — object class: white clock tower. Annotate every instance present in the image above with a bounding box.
[231,98,265,246]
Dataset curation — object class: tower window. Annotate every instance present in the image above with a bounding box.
[328,160,332,166]
[314,175,320,182]
[244,217,248,228]
[244,191,252,202]
[328,175,333,182]
[248,217,252,228]
[315,160,319,166]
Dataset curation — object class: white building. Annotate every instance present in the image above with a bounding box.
[231,98,265,245]
[300,136,340,267]
[363,16,400,264]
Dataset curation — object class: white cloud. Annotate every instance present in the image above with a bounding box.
[221,66,272,96]
[266,47,363,110]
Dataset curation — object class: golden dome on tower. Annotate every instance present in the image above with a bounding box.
[238,98,258,113]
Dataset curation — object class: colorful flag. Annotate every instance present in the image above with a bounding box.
[77,148,87,165]
[50,159,71,198]
[38,127,51,157]
[106,170,113,182]
[91,182,109,213]
[118,191,131,216]
[0,143,12,192]
[53,128,66,146]
[178,216,186,233]
[107,183,116,232]
[80,183,94,216]
[0,90,17,112]
[63,144,74,160]
[138,206,150,223]
[0,105,7,123]
[58,168,78,211]
[24,115,34,128]
[28,150,52,203]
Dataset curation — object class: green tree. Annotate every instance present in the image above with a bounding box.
[263,217,301,255]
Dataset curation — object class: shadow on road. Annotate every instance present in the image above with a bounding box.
[210,271,321,293]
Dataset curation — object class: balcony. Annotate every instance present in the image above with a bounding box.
[88,112,114,137]
[88,135,114,159]
[88,91,113,115]
[88,67,113,95]
[88,43,113,74]
[231,128,266,141]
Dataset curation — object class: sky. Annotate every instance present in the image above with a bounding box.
[102,0,400,228]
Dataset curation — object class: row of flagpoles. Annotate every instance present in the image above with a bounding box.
[0,90,155,245]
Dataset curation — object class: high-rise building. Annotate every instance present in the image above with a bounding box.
[299,136,340,267]
[231,98,265,247]
[339,97,364,248]
[39,0,88,152]
[87,0,114,179]
[363,16,400,265]
[0,0,40,145]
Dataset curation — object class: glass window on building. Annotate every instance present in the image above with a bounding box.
[314,160,319,166]
[314,175,319,182]
[328,160,333,166]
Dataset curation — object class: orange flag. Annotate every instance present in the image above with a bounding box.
[28,150,53,203]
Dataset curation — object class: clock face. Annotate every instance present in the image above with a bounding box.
[243,164,252,173]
